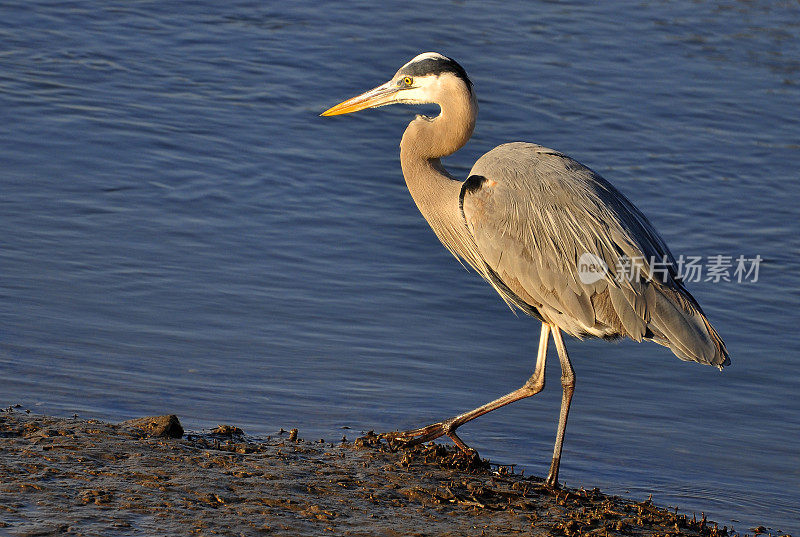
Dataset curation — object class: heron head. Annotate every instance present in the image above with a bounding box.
[321,52,473,116]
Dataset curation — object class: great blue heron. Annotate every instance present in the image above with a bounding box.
[321,52,729,487]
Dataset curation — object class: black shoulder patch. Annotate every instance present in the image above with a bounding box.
[459,174,489,214]
[400,56,473,92]
[461,174,488,194]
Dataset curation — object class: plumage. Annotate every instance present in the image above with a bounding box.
[460,142,729,367]
[321,52,729,487]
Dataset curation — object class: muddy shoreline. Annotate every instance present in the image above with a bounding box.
[0,410,791,536]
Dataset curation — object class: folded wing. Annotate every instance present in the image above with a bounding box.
[460,142,729,367]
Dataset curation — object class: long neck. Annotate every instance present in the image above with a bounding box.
[399,86,478,260]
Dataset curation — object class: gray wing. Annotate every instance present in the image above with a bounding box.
[460,142,729,367]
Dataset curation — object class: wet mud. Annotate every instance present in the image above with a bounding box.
[0,410,791,536]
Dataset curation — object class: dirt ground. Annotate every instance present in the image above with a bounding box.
[0,409,790,536]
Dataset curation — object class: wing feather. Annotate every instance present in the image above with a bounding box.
[460,142,729,367]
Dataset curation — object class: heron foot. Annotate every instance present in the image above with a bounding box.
[382,420,477,455]
[545,458,561,488]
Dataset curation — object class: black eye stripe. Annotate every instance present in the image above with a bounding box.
[399,56,472,92]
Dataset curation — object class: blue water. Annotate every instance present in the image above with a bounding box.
[2,1,799,532]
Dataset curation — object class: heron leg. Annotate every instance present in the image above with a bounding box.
[387,323,551,452]
[545,327,575,488]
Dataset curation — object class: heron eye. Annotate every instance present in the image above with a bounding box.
[403,76,413,86]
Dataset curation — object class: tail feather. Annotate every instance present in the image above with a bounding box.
[699,313,731,368]
[647,284,730,368]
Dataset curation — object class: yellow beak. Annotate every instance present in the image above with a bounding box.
[320,81,399,116]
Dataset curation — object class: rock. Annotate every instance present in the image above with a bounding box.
[210,424,243,437]
[120,415,183,438]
